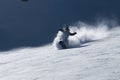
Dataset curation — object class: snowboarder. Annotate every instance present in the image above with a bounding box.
[58,25,77,49]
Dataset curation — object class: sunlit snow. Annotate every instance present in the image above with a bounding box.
[0,22,120,80]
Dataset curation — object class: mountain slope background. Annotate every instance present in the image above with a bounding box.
[1,0,120,50]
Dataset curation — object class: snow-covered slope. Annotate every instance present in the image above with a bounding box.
[0,26,120,80]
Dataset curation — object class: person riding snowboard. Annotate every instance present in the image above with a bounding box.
[58,25,77,49]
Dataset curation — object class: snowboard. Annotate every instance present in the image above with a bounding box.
[59,41,67,49]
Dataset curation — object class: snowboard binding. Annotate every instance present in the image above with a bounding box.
[59,41,67,49]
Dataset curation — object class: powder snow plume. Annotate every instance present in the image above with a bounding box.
[53,21,110,49]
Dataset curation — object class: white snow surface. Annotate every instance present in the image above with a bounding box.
[0,26,120,80]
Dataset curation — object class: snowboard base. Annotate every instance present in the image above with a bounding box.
[59,41,67,49]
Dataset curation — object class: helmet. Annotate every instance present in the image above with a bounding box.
[63,25,70,31]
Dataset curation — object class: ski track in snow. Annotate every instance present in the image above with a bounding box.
[0,26,120,80]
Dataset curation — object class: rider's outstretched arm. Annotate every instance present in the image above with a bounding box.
[69,32,77,36]
[59,29,64,32]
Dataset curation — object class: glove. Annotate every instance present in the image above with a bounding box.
[74,32,77,34]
